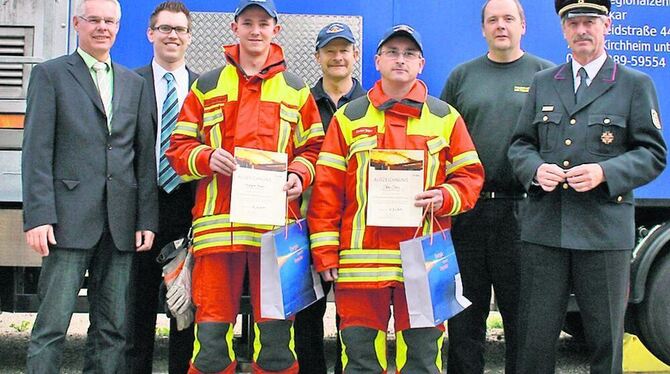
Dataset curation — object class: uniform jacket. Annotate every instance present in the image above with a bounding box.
[136,64,198,248]
[166,43,324,256]
[308,80,484,288]
[22,52,158,251]
[508,56,667,250]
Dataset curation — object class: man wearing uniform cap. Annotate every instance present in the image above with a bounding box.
[508,0,667,372]
[293,22,365,374]
[441,1,554,373]
[308,24,484,373]
[167,0,324,372]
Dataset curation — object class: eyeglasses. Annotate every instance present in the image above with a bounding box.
[379,49,422,60]
[152,24,190,35]
[78,16,119,27]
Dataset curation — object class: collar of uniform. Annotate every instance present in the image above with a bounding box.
[571,52,607,83]
[369,79,426,119]
[311,77,365,103]
[224,42,286,80]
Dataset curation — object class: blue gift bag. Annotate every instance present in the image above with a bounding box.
[400,229,471,327]
[260,219,325,319]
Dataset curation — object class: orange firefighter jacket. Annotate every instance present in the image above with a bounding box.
[307,80,484,288]
[167,43,324,256]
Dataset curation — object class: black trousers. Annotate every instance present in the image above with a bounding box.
[294,279,342,374]
[516,242,630,374]
[127,244,195,374]
[447,198,522,374]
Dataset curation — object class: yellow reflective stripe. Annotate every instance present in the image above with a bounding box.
[339,249,402,265]
[203,108,223,127]
[341,331,349,370]
[396,330,408,371]
[348,137,377,160]
[294,122,325,148]
[351,151,369,249]
[289,323,297,359]
[253,323,261,363]
[443,184,462,215]
[280,104,300,123]
[436,331,444,372]
[375,330,388,371]
[192,230,264,251]
[188,145,209,177]
[426,136,448,154]
[203,177,218,216]
[310,231,339,248]
[173,121,198,137]
[425,150,440,190]
[191,324,201,364]
[293,156,315,182]
[317,152,347,172]
[447,150,480,175]
[278,121,292,152]
[336,267,404,283]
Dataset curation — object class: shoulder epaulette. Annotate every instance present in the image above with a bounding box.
[196,66,225,93]
[282,71,307,91]
[425,95,451,118]
[343,96,371,121]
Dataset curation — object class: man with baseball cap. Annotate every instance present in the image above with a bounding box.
[509,0,666,372]
[293,22,365,374]
[308,24,484,373]
[166,0,324,372]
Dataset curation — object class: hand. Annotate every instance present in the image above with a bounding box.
[135,230,155,252]
[209,148,237,176]
[565,164,605,192]
[414,189,444,212]
[320,268,338,282]
[535,163,567,192]
[284,173,303,202]
[25,224,56,256]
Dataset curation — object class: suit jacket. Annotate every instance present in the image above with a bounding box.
[135,64,198,249]
[22,52,158,251]
[508,56,667,250]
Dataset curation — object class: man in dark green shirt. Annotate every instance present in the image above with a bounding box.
[440,0,553,372]
[294,22,365,374]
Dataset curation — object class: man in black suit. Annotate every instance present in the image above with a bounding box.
[21,0,157,373]
[508,0,667,372]
[128,2,197,373]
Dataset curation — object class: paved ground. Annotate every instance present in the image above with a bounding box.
[0,306,591,373]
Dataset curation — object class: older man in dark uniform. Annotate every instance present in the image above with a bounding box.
[508,0,667,373]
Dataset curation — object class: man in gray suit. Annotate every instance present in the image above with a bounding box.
[508,0,666,372]
[21,0,158,372]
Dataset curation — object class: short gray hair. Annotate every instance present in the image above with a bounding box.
[75,0,122,20]
[481,0,525,24]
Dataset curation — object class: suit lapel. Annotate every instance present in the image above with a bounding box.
[551,63,577,114]
[572,57,617,114]
[67,53,106,116]
[139,66,158,130]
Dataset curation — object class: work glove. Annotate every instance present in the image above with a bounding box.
[158,236,195,331]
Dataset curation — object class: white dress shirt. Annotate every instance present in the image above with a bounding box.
[152,60,190,174]
[571,52,607,92]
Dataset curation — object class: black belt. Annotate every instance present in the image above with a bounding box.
[480,191,527,199]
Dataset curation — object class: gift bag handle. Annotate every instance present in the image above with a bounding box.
[413,203,447,245]
[284,202,304,239]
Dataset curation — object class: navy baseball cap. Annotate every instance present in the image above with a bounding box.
[377,24,423,53]
[234,0,278,20]
[315,23,356,51]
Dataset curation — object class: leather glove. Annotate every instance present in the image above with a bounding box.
[162,240,195,331]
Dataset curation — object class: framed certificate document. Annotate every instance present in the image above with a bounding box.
[230,147,288,226]
[366,149,424,227]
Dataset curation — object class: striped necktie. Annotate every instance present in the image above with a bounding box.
[158,72,181,193]
[92,61,112,131]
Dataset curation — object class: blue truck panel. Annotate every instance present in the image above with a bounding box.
[111,0,668,198]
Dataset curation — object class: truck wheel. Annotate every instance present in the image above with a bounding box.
[636,254,670,365]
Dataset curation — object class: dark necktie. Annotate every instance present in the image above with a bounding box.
[158,72,181,193]
[575,67,588,104]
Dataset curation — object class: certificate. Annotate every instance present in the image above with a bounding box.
[366,149,424,227]
[230,147,288,226]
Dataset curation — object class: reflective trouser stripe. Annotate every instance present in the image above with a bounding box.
[253,320,297,372]
[341,326,387,373]
[395,327,444,373]
[191,322,235,373]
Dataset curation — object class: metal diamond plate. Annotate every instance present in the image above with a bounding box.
[188,13,362,87]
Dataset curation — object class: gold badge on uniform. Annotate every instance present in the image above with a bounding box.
[601,131,614,144]
[514,86,530,93]
[651,109,662,129]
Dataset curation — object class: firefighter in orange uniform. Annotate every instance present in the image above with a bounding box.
[307,25,484,373]
[165,0,324,372]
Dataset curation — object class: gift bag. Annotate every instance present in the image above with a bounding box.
[400,227,471,328]
[260,219,324,319]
